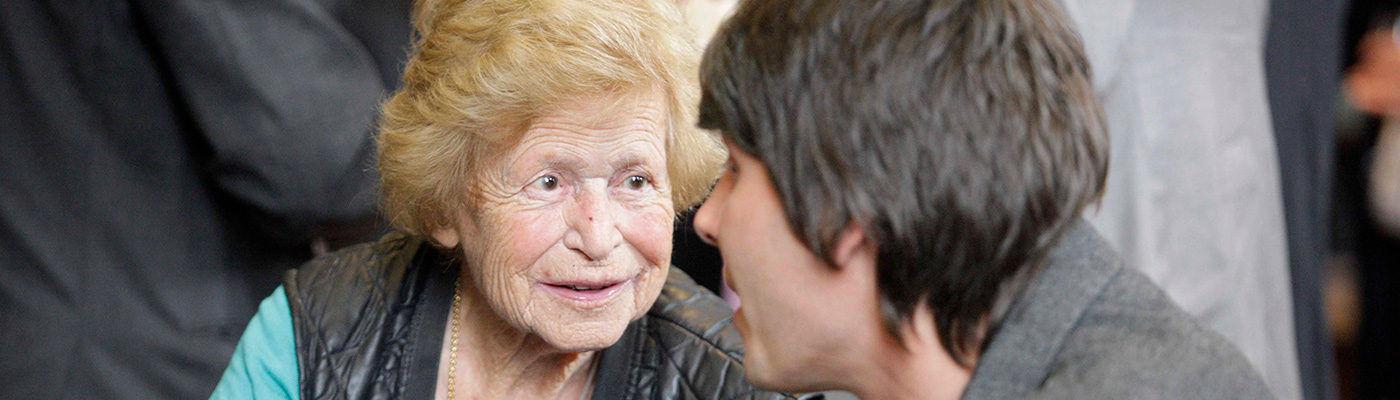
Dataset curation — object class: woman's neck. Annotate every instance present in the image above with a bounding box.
[436,279,598,400]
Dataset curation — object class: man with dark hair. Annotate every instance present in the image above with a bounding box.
[691,0,1274,397]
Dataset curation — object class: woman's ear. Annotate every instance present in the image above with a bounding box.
[430,227,462,249]
[431,207,478,249]
[831,221,877,272]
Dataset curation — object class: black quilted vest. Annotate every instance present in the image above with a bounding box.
[282,233,790,400]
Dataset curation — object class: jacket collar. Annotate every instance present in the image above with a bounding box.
[591,316,646,400]
[405,246,455,400]
[961,220,1123,399]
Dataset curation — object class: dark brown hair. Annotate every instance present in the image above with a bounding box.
[698,0,1108,365]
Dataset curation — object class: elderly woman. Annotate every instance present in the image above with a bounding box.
[209,0,784,399]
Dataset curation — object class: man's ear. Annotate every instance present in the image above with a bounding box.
[831,221,877,272]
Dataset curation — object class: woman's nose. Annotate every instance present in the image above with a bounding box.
[564,185,623,260]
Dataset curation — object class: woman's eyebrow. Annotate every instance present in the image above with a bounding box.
[539,156,585,172]
[611,153,657,172]
[504,153,584,182]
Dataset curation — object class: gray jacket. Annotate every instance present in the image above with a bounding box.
[963,222,1274,399]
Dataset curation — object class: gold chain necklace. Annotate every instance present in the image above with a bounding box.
[446,277,594,400]
[448,277,462,400]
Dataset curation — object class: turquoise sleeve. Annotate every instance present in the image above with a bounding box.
[209,286,300,400]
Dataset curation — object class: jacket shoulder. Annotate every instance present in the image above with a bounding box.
[281,232,433,399]
[1038,267,1275,399]
[282,231,428,344]
[642,267,792,400]
[648,267,746,356]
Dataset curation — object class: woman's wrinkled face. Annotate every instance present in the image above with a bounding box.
[434,87,674,352]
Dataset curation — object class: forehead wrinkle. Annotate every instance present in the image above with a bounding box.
[611,153,647,171]
[518,108,667,152]
[498,139,581,184]
[608,136,665,167]
[501,127,664,181]
[535,86,670,133]
[526,112,667,141]
[500,89,671,180]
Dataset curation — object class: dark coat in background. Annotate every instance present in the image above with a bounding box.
[1264,0,1345,399]
[0,0,410,398]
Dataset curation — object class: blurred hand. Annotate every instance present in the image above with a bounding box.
[1348,29,1400,118]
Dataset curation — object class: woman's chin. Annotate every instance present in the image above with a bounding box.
[524,277,658,351]
[536,319,632,352]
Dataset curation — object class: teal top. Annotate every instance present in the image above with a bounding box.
[210,286,300,400]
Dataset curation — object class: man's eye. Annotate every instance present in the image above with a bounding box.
[625,175,649,190]
[534,175,560,191]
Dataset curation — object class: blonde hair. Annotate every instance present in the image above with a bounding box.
[378,0,723,236]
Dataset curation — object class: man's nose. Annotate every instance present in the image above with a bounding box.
[692,192,720,246]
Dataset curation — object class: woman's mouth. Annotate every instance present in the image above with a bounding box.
[538,277,633,305]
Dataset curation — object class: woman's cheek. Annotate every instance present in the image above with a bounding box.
[499,208,567,269]
[621,202,674,267]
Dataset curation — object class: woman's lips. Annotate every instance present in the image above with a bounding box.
[537,277,633,305]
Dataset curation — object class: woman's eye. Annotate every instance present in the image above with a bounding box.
[534,175,560,191]
[625,175,649,190]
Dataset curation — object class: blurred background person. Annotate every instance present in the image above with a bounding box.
[1358,17,1400,237]
[1335,2,1400,398]
[0,0,410,398]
